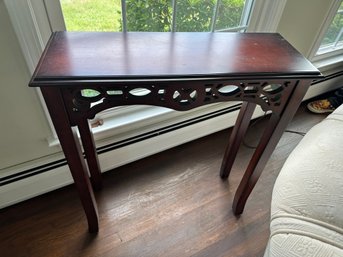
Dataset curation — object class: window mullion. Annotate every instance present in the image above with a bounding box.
[333,28,343,47]
[121,0,127,32]
[171,0,177,32]
[240,0,254,29]
[210,0,221,32]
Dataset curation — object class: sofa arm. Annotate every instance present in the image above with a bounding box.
[264,104,343,257]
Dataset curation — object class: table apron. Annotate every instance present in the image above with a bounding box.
[57,78,304,125]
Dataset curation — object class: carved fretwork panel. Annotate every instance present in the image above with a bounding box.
[61,79,298,125]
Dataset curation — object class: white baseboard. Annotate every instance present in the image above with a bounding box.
[1,79,342,209]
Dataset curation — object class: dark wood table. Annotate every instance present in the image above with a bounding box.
[29,32,322,233]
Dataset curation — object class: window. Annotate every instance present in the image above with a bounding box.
[60,0,254,33]
[313,0,343,62]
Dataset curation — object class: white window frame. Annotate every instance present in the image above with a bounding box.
[4,0,287,147]
[309,0,343,70]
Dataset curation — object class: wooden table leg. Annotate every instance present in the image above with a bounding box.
[77,119,102,191]
[220,102,256,179]
[41,88,99,233]
[232,113,280,215]
[232,81,311,215]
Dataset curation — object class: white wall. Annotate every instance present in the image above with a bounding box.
[0,1,60,171]
[277,0,335,57]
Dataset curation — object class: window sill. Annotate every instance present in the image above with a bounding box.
[313,54,343,73]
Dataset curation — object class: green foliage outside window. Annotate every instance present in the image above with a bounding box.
[61,0,246,32]
[321,10,343,46]
[123,0,246,32]
[61,0,122,31]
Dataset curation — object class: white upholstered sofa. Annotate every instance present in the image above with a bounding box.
[264,104,343,257]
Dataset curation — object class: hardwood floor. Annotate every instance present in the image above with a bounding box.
[0,105,326,257]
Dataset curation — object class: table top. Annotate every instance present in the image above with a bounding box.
[30,32,321,86]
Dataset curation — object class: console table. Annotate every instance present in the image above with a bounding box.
[29,32,322,233]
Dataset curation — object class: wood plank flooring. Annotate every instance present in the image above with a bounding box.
[0,105,326,257]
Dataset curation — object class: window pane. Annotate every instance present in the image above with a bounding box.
[175,0,247,32]
[175,0,213,32]
[126,0,172,32]
[317,1,343,55]
[215,0,247,31]
[60,0,122,31]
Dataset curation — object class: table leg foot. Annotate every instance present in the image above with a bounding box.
[232,174,254,215]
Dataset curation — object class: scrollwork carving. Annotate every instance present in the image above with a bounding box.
[62,79,297,123]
